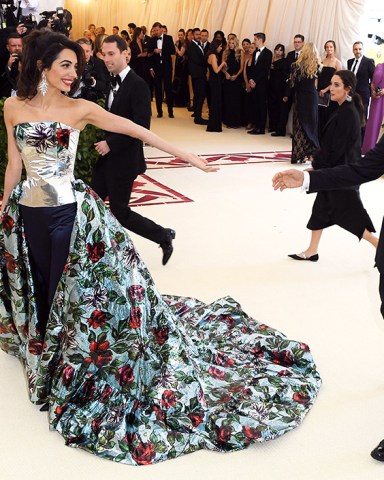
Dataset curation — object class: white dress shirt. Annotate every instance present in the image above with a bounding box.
[107,65,131,109]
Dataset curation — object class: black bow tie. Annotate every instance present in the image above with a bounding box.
[110,74,121,87]
[256,48,260,52]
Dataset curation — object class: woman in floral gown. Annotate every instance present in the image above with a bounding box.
[0,30,321,466]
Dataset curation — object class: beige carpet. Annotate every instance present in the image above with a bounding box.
[1,105,384,479]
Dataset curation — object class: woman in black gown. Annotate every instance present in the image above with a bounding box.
[172,29,190,107]
[206,40,227,132]
[222,37,244,128]
[129,27,150,89]
[268,44,287,133]
[284,43,320,164]
[317,40,342,139]
[243,42,256,129]
[288,70,378,261]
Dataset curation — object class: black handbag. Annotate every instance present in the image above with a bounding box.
[318,91,330,107]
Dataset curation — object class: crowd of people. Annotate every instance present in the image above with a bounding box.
[1,19,383,150]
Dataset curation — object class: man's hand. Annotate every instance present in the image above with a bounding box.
[94,141,110,156]
[16,24,27,35]
[7,54,19,69]
[272,169,304,191]
[150,68,155,78]
[249,79,256,89]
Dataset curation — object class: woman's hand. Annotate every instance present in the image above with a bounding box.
[183,153,219,173]
[319,89,327,97]
[272,170,305,191]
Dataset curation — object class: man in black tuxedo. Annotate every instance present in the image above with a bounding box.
[0,33,22,98]
[148,21,176,118]
[200,29,210,55]
[247,32,272,135]
[272,135,384,463]
[347,41,375,119]
[272,34,304,137]
[91,35,175,265]
[188,28,209,125]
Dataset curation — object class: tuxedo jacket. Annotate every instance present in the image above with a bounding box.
[347,55,375,104]
[90,55,110,96]
[148,34,175,72]
[248,47,273,86]
[284,50,298,77]
[104,69,151,178]
[308,134,384,270]
[188,41,207,78]
[312,100,360,170]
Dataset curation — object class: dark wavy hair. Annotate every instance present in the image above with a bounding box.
[335,69,365,126]
[17,30,84,99]
[207,39,222,56]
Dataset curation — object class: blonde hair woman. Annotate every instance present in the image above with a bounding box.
[222,37,244,128]
[284,42,321,163]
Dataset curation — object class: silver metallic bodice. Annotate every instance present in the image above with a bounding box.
[15,121,80,207]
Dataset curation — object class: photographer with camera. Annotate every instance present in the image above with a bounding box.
[71,37,109,102]
[0,32,22,97]
[19,0,39,21]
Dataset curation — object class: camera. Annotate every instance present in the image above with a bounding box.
[40,8,72,36]
[19,14,37,30]
[83,63,96,87]
[79,62,99,102]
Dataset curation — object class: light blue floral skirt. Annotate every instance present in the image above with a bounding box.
[0,181,321,465]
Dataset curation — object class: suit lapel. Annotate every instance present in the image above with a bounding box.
[109,70,132,112]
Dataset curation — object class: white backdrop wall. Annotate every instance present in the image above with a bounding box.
[64,0,366,67]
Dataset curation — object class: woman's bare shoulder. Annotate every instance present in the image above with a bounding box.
[3,97,25,123]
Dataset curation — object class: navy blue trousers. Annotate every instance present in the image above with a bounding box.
[19,203,77,336]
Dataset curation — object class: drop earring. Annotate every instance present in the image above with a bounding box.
[38,72,48,96]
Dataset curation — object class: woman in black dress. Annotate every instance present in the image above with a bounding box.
[285,43,320,164]
[129,28,149,82]
[243,41,256,129]
[222,37,244,128]
[268,44,287,133]
[172,29,190,107]
[288,70,378,261]
[206,40,226,132]
[317,40,342,139]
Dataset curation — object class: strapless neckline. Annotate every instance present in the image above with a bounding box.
[14,121,80,132]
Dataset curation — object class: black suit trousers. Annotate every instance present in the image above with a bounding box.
[91,156,166,244]
[191,76,206,120]
[154,63,173,114]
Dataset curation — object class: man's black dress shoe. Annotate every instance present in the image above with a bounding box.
[168,112,174,118]
[271,132,285,137]
[194,118,208,125]
[191,113,195,117]
[40,403,49,411]
[160,229,176,265]
[247,129,265,135]
[371,440,384,461]
[288,253,319,262]
[157,113,163,118]
[187,105,194,112]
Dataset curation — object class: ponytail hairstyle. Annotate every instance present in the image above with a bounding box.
[335,69,365,127]
[18,30,84,99]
